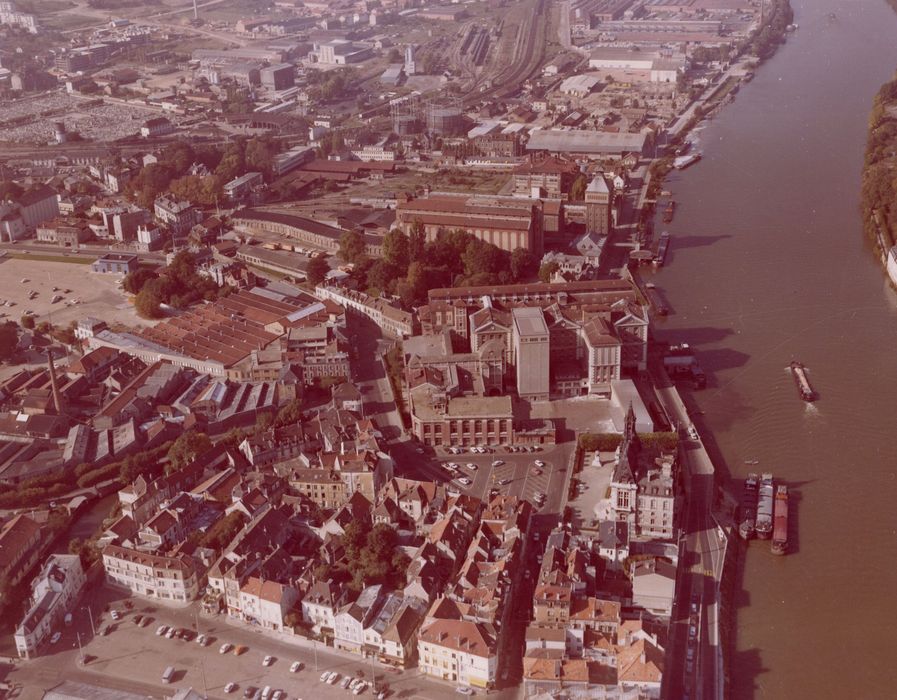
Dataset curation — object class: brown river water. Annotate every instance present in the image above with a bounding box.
[650,0,897,697]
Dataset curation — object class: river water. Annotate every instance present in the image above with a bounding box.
[650,1,897,697]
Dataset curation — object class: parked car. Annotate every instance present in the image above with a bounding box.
[133,614,143,625]
[491,460,504,467]
[531,468,542,476]
[234,645,248,656]
[534,460,545,468]
[498,478,511,485]
[263,655,274,667]
[156,625,169,637]
[220,643,233,654]
[290,661,303,673]
[341,677,352,689]
[327,672,341,684]
[165,627,177,639]
[457,477,472,486]
[110,610,121,621]
[353,682,367,695]
[466,463,478,470]
[50,632,61,644]
[224,682,237,693]
[320,671,331,683]
[243,687,257,699]
[196,634,208,646]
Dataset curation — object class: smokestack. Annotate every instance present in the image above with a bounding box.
[47,351,63,415]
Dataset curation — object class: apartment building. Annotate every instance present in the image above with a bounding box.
[417,619,498,689]
[102,544,200,602]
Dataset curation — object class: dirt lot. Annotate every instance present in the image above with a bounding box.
[0,256,153,332]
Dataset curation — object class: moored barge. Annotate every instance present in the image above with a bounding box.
[738,473,759,540]
[771,485,789,555]
[755,473,774,540]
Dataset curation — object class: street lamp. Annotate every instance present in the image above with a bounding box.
[83,604,96,637]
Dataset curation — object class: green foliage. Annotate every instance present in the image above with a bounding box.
[578,431,679,454]
[193,511,246,551]
[20,314,35,330]
[275,398,303,427]
[122,268,159,295]
[510,248,539,282]
[169,174,223,207]
[538,261,560,283]
[569,173,588,201]
[135,286,163,319]
[306,255,330,287]
[863,72,897,253]
[578,433,623,452]
[50,321,77,346]
[342,521,408,591]
[0,322,17,362]
[166,431,212,472]
[338,230,367,264]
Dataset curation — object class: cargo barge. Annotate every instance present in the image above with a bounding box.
[738,473,758,540]
[654,231,670,266]
[674,153,702,169]
[790,361,816,401]
[755,473,774,540]
[663,200,676,223]
[771,485,789,555]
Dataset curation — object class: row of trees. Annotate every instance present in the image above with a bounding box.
[749,0,794,60]
[862,72,897,252]
[337,225,540,309]
[125,137,279,209]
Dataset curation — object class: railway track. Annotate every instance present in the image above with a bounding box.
[461,0,549,106]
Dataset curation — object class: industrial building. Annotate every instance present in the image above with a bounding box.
[260,63,295,91]
[526,130,649,159]
[512,307,550,401]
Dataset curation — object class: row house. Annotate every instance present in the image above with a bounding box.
[417,618,498,690]
[102,545,199,602]
[238,576,300,632]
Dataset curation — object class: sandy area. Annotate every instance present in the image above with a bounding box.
[0,257,154,332]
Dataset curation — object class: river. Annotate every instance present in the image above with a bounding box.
[650,1,897,697]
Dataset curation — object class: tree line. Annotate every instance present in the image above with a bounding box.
[862,72,897,254]
[336,223,539,309]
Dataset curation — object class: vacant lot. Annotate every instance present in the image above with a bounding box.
[0,257,154,331]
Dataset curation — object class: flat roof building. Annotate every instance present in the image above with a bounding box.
[513,307,550,401]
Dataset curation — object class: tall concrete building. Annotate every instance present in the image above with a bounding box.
[585,175,613,234]
[404,45,416,76]
[512,307,550,401]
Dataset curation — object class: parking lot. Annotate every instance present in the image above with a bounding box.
[5,582,518,700]
[426,443,574,517]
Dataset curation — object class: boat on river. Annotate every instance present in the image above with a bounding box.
[663,200,676,223]
[755,473,775,540]
[739,473,759,540]
[790,361,816,401]
[771,485,789,555]
[654,232,671,266]
[674,153,702,169]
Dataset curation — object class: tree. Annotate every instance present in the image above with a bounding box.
[338,230,367,264]
[569,173,588,200]
[255,411,274,433]
[306,255,330,287]
[510,248,538,282]
[0,180,23,201]
[538,261,560,283]
[409,221,426,263]
[386,48,402,63]
[245,137,277,178]
[20,314,35,329]
[134,286,163,319]
[275,398,303,427]
[0,322,17,362]
[166,431,212,472]
[365,259,398,295]
[123,268,159,295]
[382,229,410,271]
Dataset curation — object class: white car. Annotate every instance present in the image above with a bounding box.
[466,463,478,470]
[220,643,233,654]
[263,655,274,667]
[290,661,303,673]
[320,671,331,682]
[156,625,169,637]
[196,634,207,646]
[165,627,177,639]
[491,460,504,467]
[457,477,472,486]
[353,682,367,695]
[224,682,236,693]
[110,610,121,621]
[50,631,61,644]
[534,460,545,468]
[328,672,341,684]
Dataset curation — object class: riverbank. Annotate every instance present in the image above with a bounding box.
[861,72,897,274]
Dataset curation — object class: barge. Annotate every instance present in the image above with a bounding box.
[663,200,676,223]
[738,473,759,540]
[674,153,702,169]
[790,360,816,401]
[771,485,789,555]
[755,473,774,540]
[654,231,670,266]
